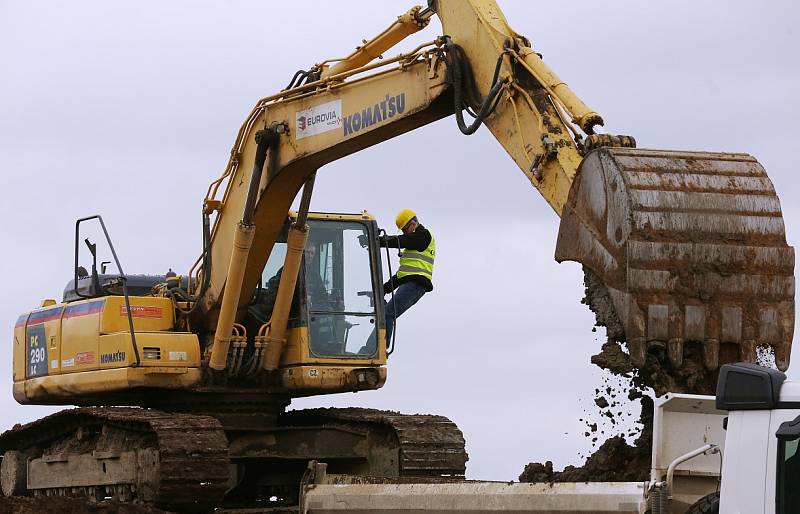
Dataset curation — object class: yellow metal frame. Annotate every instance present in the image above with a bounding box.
[196,0,600,330]
[12,1,618,405]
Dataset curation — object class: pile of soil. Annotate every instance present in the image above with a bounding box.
[0,497,174,514]
[520,396,653,483]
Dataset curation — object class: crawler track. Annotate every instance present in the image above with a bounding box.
[1,406,467,510]
[0,408,229,510]
[282,408,468,478]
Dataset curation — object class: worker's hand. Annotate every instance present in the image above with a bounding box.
[357,234,369,248]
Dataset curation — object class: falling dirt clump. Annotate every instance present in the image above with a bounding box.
[591,342,634,375]
[591,341,718,397]
[520,397,653,483]
[581,267,718,396]
[581,266,624,342]
[631,345,718,396]
[520,268,727,483]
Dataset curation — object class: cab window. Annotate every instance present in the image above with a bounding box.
[305,220,377,358]
[777,427,800,513]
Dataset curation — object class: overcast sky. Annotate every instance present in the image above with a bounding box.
[1,1,799,481]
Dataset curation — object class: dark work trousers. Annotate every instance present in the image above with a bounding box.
[385,281,427,345]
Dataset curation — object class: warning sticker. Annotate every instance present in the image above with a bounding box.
[295,99,342,140]
[120,305,163,318]
[168,351,187,361]
[76,351,95,365]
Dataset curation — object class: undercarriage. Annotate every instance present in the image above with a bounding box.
[0,401,468,511]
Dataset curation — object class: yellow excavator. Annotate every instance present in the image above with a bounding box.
[2,0,794,509]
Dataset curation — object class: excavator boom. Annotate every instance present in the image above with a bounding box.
[198,0,794,374]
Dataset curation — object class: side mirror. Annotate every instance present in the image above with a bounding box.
[84,238,100,296]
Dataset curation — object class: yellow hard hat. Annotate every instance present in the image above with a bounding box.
[395,208,417,230]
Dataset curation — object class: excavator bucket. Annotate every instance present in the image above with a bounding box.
[555,148,795,372]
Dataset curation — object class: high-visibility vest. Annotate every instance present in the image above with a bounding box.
[396,231,436,282]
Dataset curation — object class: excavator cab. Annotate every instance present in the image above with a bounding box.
[251,212,389,394]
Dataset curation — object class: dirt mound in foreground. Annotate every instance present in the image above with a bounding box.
[519,396,653,483]
[0,497,174,514]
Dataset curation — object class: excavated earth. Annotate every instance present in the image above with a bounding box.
[520,396,653,483]
[580,266,719,397]
[520,268,721,483]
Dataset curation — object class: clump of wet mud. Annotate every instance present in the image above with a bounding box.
[580,267,625,343]
[520,397,653,483]
[592,341,717,396]
[591,341,634,376]
[581,266,718,396]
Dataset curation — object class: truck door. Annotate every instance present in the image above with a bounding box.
[772,410,800,514]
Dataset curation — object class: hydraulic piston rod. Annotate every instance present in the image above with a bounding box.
[261,174,317,371]
[320,6,433,79]
[209,129,277,371]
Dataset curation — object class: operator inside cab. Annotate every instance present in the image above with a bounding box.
[250,220,381,359]
[379,208,435,346]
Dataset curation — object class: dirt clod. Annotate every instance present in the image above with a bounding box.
[521,265,723,483]
[520,397,653,483]
[582,267,719,396]
[629,344,718,396]
[591,342,634,375]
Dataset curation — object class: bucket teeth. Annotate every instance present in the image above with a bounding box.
[776,341,792,371]
[628,338,647,368]
[667,339,684,367]
[557,148,795,372]
[740,340,757,364]
[702,340,720,371]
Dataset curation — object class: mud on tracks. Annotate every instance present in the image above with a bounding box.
[0,497,175,514]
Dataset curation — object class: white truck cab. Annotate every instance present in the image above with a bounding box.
[715,363,800,514]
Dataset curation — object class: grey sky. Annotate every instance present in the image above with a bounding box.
[1,1,798,481]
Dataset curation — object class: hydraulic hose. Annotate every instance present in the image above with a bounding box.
[284,69,309,90]
[444,38,508,135]
[169,210,213,315]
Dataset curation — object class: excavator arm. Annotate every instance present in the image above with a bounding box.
[195,0,794,376]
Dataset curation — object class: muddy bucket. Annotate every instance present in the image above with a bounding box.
[555,148,795,371]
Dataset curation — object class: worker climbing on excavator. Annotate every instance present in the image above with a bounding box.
[374,208,436,348]
[384,209,436,342]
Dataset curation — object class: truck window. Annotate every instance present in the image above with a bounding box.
[777,438,800,513]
